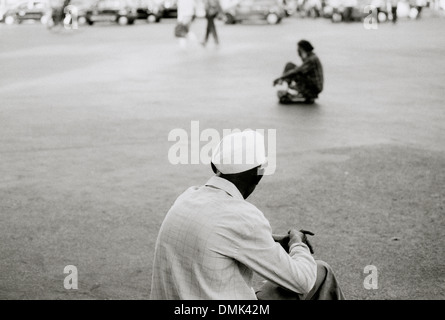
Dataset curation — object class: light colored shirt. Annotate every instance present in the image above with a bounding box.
[177,0,195,23]
[150,176,317,300]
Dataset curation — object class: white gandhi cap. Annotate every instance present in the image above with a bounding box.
[211,130,267,174]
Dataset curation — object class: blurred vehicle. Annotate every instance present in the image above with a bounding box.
[2,0,50,24]
[223,0,286,24]
[323,0,387,22]
[133,0,162,22]
[84,0,137,25]
[45,1,85,29]
[159,0,177,17]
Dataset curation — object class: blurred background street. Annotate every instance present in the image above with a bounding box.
[0,3,444,299]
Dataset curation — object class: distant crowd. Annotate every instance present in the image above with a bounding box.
[289,0,445,22]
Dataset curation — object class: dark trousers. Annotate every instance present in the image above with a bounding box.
[391,6,398,23]
[256,260,345,300]
[343,7,353,22]
[204,16,219,44]
[416,6,423,18]
[282,62,320,99]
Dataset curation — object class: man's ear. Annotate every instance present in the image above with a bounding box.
[211,162,218,174]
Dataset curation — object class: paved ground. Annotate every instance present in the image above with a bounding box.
[0,13,444,300]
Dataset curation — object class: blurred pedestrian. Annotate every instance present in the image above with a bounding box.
[415,0,426,18]
[201,0,223,47]
[60,0,71,22]
[47,0,72,29]
[371,0,386,22]
[176,0,197,48]
[273,40,324,103]
[342,0,357,22]
[388,0,398,23]
[305,0,322,18]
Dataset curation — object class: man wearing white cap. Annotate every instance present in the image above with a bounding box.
[150,130,344,300]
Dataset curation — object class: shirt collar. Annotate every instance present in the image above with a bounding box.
[205,176,245,200]
[303,52,314,61]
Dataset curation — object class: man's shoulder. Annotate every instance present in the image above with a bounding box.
[170,185,271,239]
[175,183,266,217]
[226,198,269,226]
[308,53,323,69]
[308,53,321,62]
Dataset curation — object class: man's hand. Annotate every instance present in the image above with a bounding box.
[288,228,304,248]
[273,233,290,251]
[274,229,315,254]
[299,229,315,254]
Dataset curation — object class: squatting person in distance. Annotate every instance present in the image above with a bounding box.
[150,130,344,300]
[273,40,324,105]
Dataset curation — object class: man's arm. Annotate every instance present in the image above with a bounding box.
[273,66,299,85]
[235,217,317,295]
[274,229,315,254]
[273,57,316,86]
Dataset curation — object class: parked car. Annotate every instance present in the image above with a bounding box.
[323,0,388,23]
[2,0,50,25]
[159,0,176,18]
[133,0,162,22]
[223,0,286,24]
[84,0,137,25]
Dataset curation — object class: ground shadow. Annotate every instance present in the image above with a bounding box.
[277,100,320,108]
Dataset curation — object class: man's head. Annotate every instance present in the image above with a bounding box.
[211,164,264,199]
[297,39,314,59]
[211,130,267,199]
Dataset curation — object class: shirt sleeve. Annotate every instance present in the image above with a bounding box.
[233,207,317,295]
